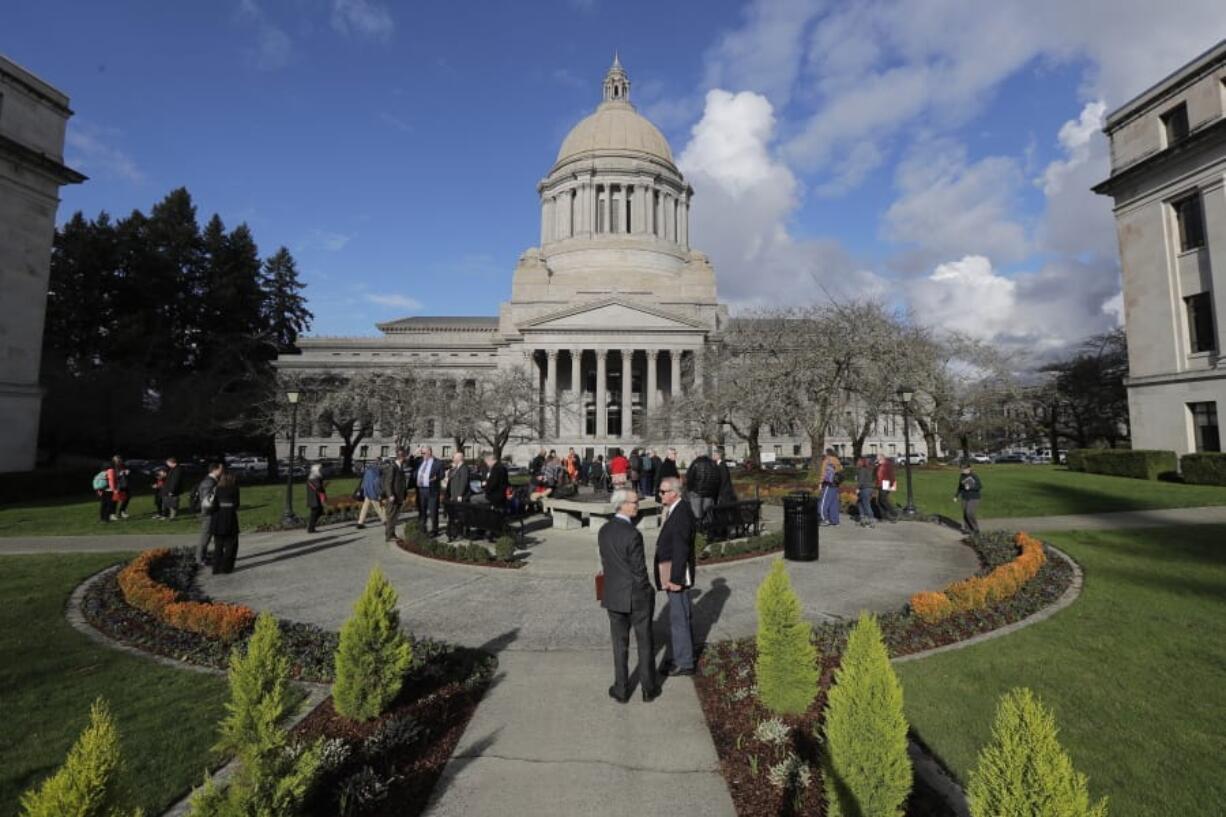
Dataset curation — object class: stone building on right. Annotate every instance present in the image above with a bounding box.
[1094,39,1226,455]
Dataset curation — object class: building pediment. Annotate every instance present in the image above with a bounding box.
[518,298,706,332]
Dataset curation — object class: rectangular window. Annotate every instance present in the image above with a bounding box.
[297,445,306,459]
[792,444,801,456]
[318,445,328,458]
[1162,103,1189,146]
[442,445,451,458]
[358,444,369,458]
[1189,401,1220,452]
[1174,193,1206,251]
[1185,292,1217,353]
[379,445,389,457]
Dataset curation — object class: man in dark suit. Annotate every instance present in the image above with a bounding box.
[481,453,508,509]
[446,451,472,502]
[654,447,679,498]
[654,476,697,676]
[415,446,445,535]
[162,456,184,520]
[382,448,409,542]
[598,488,659,703]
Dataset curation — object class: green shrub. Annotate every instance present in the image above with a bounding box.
[332,566,414,721]
[19,698,143,817]
[1065,449,1087,472]
[216,612,292,754]
[754,561,819,715]
[191,613,323,817]
[822,612,911,817]
[1180,452,1226,485]
[494,536,516,561]
[967,687,1107,817]
[1080,449,1176,480]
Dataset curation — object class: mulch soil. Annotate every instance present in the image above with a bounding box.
[691,529,1076,816]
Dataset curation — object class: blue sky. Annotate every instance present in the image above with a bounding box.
[7,1,1223,353]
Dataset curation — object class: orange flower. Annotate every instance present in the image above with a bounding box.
[910,591,955,623]
[118,549,256,641]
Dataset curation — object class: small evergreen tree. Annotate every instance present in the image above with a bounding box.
[332,566,414,721]
[967,688,1108,817]
[755,560,819,715]
[191,613,322,817]
[822,612,911,817]
[19,697,143,817]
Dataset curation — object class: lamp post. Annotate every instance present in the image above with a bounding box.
[282,390,301,527]
[897,386,917,517]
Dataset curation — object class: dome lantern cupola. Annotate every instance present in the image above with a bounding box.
[602,52,630,103]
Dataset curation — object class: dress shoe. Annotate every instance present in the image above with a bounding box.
[356,523,366,529]
[668,666,695,677]
[641,686,661,703]
[608,686,629,704]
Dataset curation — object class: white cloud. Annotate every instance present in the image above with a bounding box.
[378,112,413,133]
[908,256,1017,340]
[330,0,394,41]
[236,0,292,70]
[1101,292,1124,326]
[366,293,422,310]
[702,0,824,108]
[1037,100,1116,258]
[299,230,353,252]
[65,125,144,184]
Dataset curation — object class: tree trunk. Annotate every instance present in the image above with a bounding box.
[807,429,825,472]
[728,418,761,469]
[959,433,970,460]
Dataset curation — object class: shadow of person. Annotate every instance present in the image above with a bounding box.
[692,577,731,650]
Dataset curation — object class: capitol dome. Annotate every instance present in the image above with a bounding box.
[552,54,675,168]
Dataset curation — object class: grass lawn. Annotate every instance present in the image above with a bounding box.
[0,477,358,537]
[0,553,229,815]
[739,464,1226,518]
[895,525,1226,817]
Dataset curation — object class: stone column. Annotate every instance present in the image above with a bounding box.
[596,348,608,439]
[646,349,658,414]
[670,349,682,398]
[680,194,689,248]
[571,349,584,439]
[637,184,648,234]
[546,350,558,439]
[621,349,634,440]
[603,186,611,235]
[693,347,703,396]
[590,181,598,235]
[540,198,550,246]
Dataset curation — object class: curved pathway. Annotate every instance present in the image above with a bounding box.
[186,511,977,817]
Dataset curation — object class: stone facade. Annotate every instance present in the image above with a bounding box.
[1094,39,1226,455]
[0,55,85,472]
[276,58,931,465]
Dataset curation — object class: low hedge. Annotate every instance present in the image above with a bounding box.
[1180,452,1226,485]
[910,532,1046,624]
[117,549,256,640]
[1080,448,1176,480]
[1065,449,1087,472]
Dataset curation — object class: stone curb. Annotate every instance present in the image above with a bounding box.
[64,564,330,817]
[890,542,1085,817]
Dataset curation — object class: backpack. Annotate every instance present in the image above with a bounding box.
[92,471,109,491]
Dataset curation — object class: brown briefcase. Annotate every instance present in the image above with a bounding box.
[595,571,604,602]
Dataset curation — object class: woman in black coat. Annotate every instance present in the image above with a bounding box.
[210,473,241,574]
[305,463,327,533]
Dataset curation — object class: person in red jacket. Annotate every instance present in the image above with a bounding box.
[106,456,131,520]
[875,456,898,522]
[608,450,630,488]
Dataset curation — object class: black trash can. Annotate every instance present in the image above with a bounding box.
[782,491,819,561]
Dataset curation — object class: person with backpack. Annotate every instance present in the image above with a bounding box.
[855,457,876,528]
[106,456,131,520]
[638,448,656,498]
[684,452,722,525]
[92,464,114,523]
[209,472,241,574]
[194,463,223,566]
[953,464,983,535]
[356,459,387,529]
[818,448,842,526]
[305,463,327,533]
[161,457,184,520]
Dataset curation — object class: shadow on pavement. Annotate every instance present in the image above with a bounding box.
[233,533,361,572]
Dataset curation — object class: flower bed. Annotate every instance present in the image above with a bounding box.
[294,646,497,817]
[395,527,524,569]
[910,532,1045,623]
[692,529,1074,817]
[698,530,784,564]
[117,548,256,641]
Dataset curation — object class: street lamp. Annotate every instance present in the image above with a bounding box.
[897,386,917,517]
[282,390,301,527]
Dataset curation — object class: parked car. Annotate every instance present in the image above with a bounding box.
[902,452,928,466]
[992,452,1028,464]
[968,452,992,464]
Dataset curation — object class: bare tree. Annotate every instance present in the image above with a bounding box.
[470,366,546,461]
[419,376,481,454]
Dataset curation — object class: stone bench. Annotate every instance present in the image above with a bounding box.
[541,496,660,534]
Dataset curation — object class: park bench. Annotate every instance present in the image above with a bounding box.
[701,500,763,542]
[444,500,530,545]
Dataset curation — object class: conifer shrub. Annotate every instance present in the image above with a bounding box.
[494,535,517,562]
[19,698,143,817]
[332,566,414,721]
[191,612,323,817]
[754,560,818,715]
[822,612,911,817]
[967,687,1108,817]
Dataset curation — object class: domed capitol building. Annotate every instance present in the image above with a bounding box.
[276,58,926,465]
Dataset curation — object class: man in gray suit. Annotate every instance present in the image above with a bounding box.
[654,476,696,676]
[194,462,223,566]
[598,488,660,703]
[446,451,471,502]
[382,448,409,542]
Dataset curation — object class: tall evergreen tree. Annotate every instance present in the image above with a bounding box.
[259,247,312,355]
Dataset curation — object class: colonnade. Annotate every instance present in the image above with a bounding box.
[540,179,689,247]
[532,346,703,441]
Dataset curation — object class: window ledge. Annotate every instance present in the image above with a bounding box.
[1178,246,1205,258]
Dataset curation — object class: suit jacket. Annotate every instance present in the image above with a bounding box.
[598,516,655,614]
[447,463,472,501]
[654,499,696,590]
[416,458,445,495]
[655,458,679,493]
[484,462,509,506]
[383,460,408,502]
[164,465,184,496]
